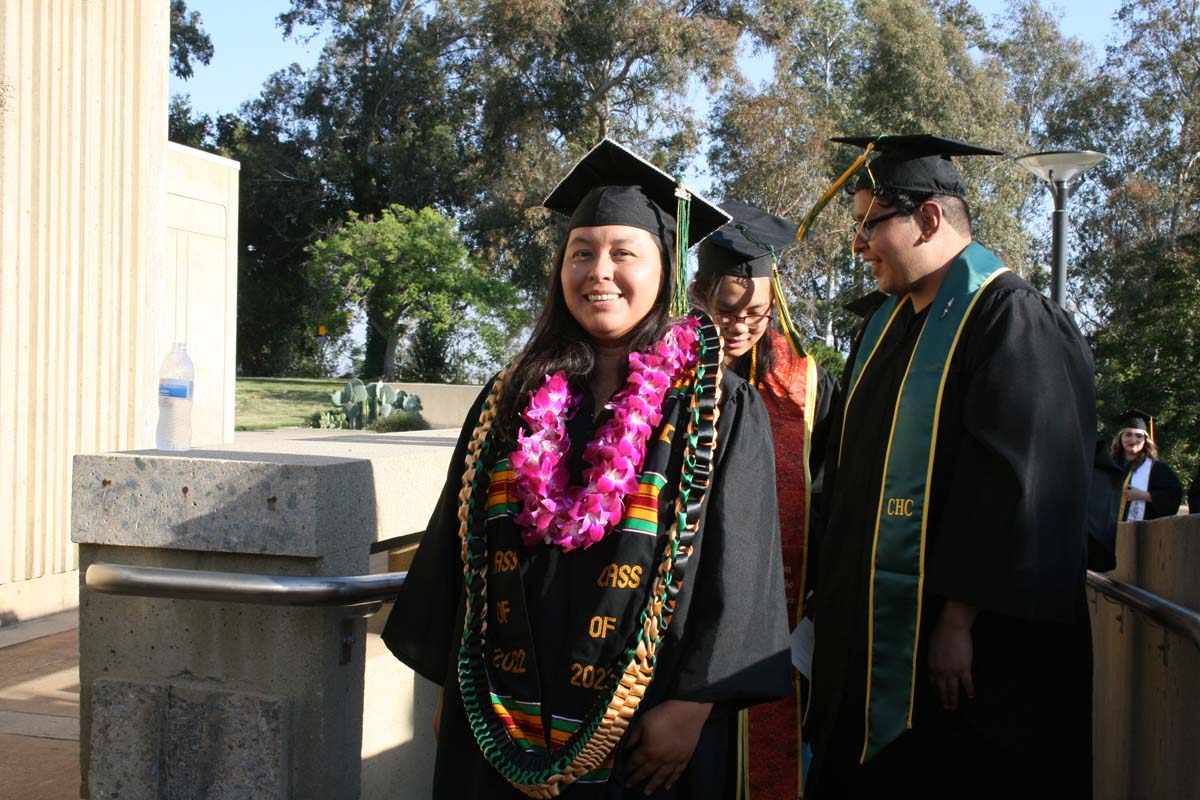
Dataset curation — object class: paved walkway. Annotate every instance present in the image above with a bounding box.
[0,611,81,800]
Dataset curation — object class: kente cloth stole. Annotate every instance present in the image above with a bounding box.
[843,242,1006,762]
[480,393,684,783]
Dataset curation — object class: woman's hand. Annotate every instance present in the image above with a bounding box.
[1124,487,1152,503]
[623,700,713,795]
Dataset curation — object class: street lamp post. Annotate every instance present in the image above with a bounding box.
[1014,150,1107,306]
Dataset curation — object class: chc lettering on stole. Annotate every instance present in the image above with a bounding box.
[886,497,915,517]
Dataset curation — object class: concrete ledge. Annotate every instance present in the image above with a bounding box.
[72,453,374,556]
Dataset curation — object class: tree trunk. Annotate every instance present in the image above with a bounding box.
[362,326,388,379]
[382,331,400,382]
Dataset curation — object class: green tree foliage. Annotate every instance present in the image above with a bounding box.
[307,205,518,381]
[168,94,214,150]
[198,0,1200,466]
[853,0,1027,269]
[1092,233,1200,470]
[1051,0,1200,466]
[168,1,216,148]
[169,0,214,80]
[222,1,479,377]
[217,67,332,376]
[710,0,1026,351]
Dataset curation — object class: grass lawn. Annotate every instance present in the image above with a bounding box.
[235,376,342,431]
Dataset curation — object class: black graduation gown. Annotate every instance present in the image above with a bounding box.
[1086,438,1124,572]
[807,365,840,496]
[807,269,1096,799]
[1119,458,1183,521]
[382,371,792,799]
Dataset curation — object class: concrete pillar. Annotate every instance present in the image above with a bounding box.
[72,446,382,799]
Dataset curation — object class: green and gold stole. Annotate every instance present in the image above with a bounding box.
[841,243,1007,762]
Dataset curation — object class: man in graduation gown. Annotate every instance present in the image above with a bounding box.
[805,134,1096,799]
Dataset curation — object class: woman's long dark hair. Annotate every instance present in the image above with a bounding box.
[496,231,676,445]
[689,270,776,384]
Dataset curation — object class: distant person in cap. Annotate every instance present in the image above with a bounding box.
[691,200,838,799]
[805,134,1097,798]
[383,139,792,799]
[1110,409,1183,521]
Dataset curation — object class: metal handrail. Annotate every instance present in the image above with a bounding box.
[85,563,407,608]
[1087,570,1200,651]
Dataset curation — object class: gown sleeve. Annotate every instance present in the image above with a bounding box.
[808,365,840,496]
[664,377,793,709]
[922,283,1096,624]
[380,385,491,685]
[1146,460,1184,519]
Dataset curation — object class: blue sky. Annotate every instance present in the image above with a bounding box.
[173,0,1124,120]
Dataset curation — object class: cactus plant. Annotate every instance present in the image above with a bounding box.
[317,381,424,430]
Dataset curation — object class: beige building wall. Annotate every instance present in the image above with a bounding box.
[0,0,241,624]
[165,142,239,446]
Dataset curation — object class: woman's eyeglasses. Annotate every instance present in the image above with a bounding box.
[714,312,773,328]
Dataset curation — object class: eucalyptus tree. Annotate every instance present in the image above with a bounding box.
[708,0,865,350]
[709,0,1027,351]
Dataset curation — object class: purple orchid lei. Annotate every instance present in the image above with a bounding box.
[509,317,701,551]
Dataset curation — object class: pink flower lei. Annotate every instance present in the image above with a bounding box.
[508,318,701,551]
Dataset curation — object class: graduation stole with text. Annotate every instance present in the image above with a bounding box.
[841,242,1007,762]
[480,393,687,784]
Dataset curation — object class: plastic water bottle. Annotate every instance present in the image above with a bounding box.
[156,343,194,451]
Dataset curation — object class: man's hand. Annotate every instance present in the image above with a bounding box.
[1124,487,1152,503]
[623,700,713,795]
[927,600,978,711]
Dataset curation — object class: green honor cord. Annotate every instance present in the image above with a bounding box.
[672,183,692,318]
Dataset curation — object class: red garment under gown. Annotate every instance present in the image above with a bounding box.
[742,331,816,800]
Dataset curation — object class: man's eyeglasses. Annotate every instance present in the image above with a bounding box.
[852,209,908,242]
[714,312,773,328]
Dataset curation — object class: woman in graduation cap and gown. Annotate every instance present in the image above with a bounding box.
[691,200,837,799]
[805,134,1096,798]
[1110,410,1183,521]
[382,139,793,799]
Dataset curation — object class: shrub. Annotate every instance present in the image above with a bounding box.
[372,411,431,433]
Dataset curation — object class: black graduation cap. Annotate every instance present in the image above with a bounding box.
[543,139,730,248]
[830,134,1004,198]
[696,200,800,280]
[1112,408,1154,434]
